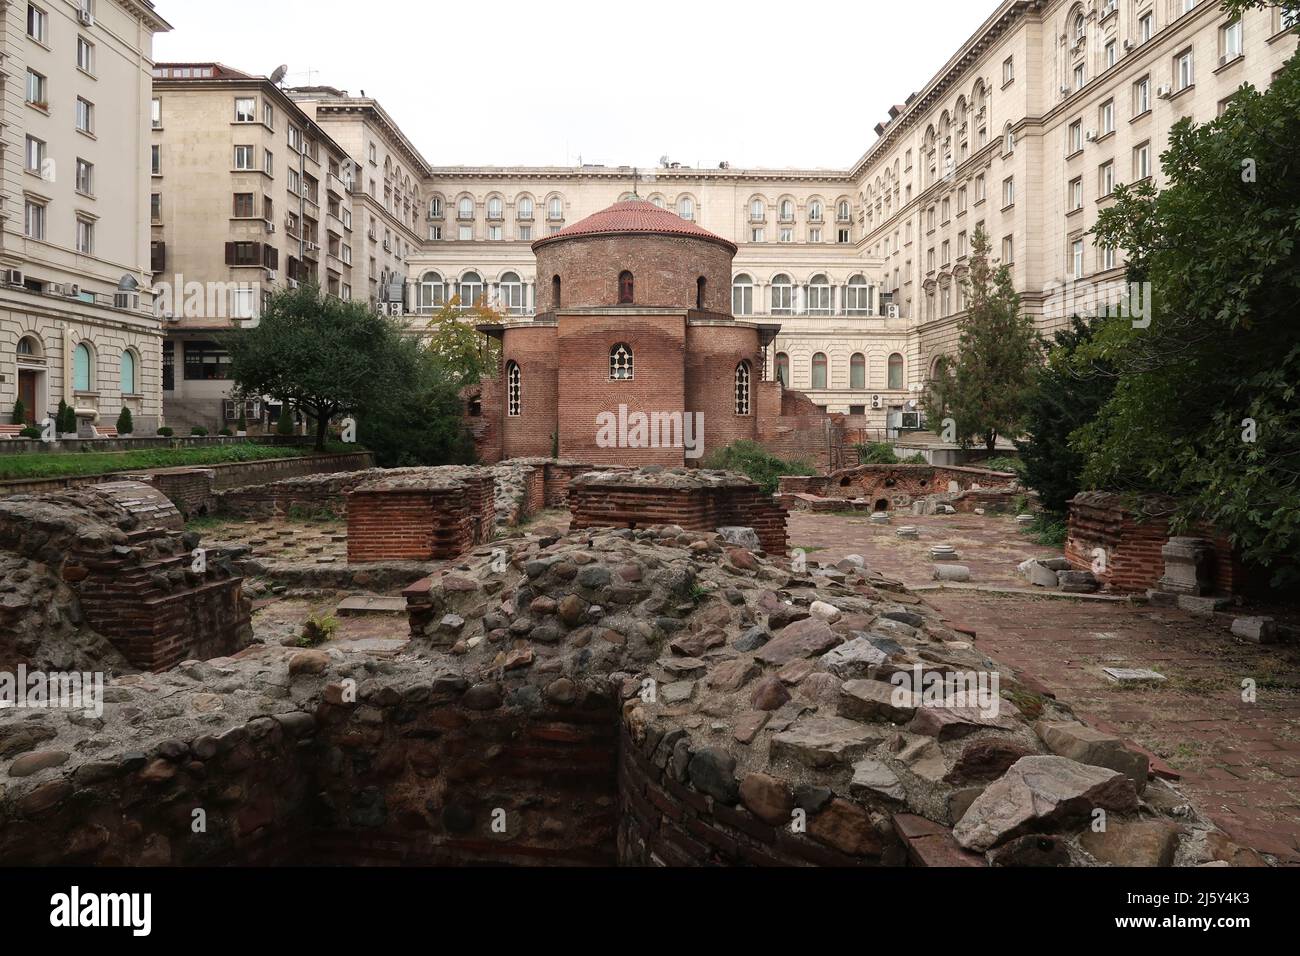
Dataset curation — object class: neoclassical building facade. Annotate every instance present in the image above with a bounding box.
[403,0,1297,432]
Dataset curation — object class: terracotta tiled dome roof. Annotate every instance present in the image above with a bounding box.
[532,199,737,254]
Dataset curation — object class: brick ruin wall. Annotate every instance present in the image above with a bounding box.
[1066,492,1243,595]
[568,478,788,554]
[779,465,1019,512]
[347,473,497,564]
[0,482,251,672]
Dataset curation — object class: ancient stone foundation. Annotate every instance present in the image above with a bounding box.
[0,524,1249,867]
[779,464,1019,514]
[568,468,788,554]
[0,482,251,672]
[1065,492,1242,595]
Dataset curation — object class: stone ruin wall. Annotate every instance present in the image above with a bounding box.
[0,482,251,672]
[567,469,789,554]
[0,523,1258,868]
[347,472,498,564]
[1066,492,1243,595]
[779,465,1020,513]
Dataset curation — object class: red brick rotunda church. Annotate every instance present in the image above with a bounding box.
[472,199,839,468]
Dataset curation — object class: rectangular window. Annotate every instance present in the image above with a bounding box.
[151,193,162,222]
[1100,245,1117,270]
[27,4,48,42]
[234,145,255,170]
[151,98,162,128]
[1100,160,1115,196]
[26,69,46,107]
[1134,76,1151,115]
[76,218,94,254]
[26,135,45,172]
[76,158,94,194]
[1134,141,1152,179]
[1002,56,1014,84]
[1139,13,1154,42]
[809,228,821,243]
[183,342,233,381]
[1104,40,1117,70]
[1001,235,1014,264]
[488,224,502,241]
[233,193,255,218]
[1002,176,1015,207]
[264,149,274,175]
[975,174,986,202]
[1100,99,1115,134]
[1070,177,1084,210]
[1071,239,1085,278]
[235,98,256,122]
[518,225,531,241]
[264,102,275,129]
[750,227,764,243]
[76,97,94,133]
[1074,63,1086,90]
[152,145,162,175]
[77,36,95,73]
[1068,120,1082,153]
[1221,19,1243,61]
[24,200,46,240]
[837,228,851,244]
[458,225,472,241]
[779,228,793,243]
[1175,49,1194,91]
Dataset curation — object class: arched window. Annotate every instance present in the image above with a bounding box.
[808,200,823,222]
[1074,12,1085,41]
[457,196,474,219]
[506,361,521,416]
[732,274,753,315]
[552,274,561,309]
[775,352,790,386]
[548,196,563,220]
[650,195,665,208]
[610,343,633,381]
[846,274,871,315]
[771,274,793,315]
[678,196,695,220]
[750,198,765,221]
[888,353,905,390]
[73,342,92,392]
[850,353,866,390]
[517,196,534,219]
[811,352,828,389]
[808,274,831,315]
[460,271,483,308]
[837,199,851,221]
[499,272,524,314]
[16,336,41,360]
[618,271,634,304]
[1004,124,1015,153]
[735,361,751,415]
[418,271,445,311]
[779,199,795,222]
[120,349,137,394]
[696,276,706,310]
[428,196,443,217]
[487,196,504,219]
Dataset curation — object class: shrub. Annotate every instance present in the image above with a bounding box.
[276,409,295,435]
[11,398,26,426]
[19,426,42,440]
[856,442,899,464]
[218,428,233,437]
[297,613,339,647]
[115,406,134,435]
[983,455,1024,476]
[191,426,208,437]
[56,401,76,435]
[701,440,814,496]
[156,426,174,437]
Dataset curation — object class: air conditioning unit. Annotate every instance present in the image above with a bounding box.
[1123,39,1134,51]
[1085,129,1098,142]
[1157,84,1173,98]
[267,270,278,281]
[66,284,81,297]
[265,222,276,234]
[78,7,94,27]
[383,240,392,251]
[163,311,179,323]
[3,269,25,286]
[901,411,923,429]
[367,229,377,240]
[887,305,901,319]
[114,292,137,310]
[1059,84,1071,95]
[871,395,884,410]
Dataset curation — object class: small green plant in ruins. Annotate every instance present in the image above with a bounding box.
[297,613,339,647]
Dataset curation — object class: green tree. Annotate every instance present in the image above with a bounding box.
[1014,317,1115,515]
[422,295,503,389]
[224,283,410,451]
[11,398,26,426]
[1082,43,1300,584]
[115,406,134,435]
[923,227,1040,453]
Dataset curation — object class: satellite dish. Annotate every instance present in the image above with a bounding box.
[269,64,288,86]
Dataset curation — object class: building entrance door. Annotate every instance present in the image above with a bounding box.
[17,369,39,423]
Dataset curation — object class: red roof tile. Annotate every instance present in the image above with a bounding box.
[532,199,737,254]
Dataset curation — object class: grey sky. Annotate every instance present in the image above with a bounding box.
[154,0,997,170]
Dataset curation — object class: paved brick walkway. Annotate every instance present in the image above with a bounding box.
[787,510,1300,863]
